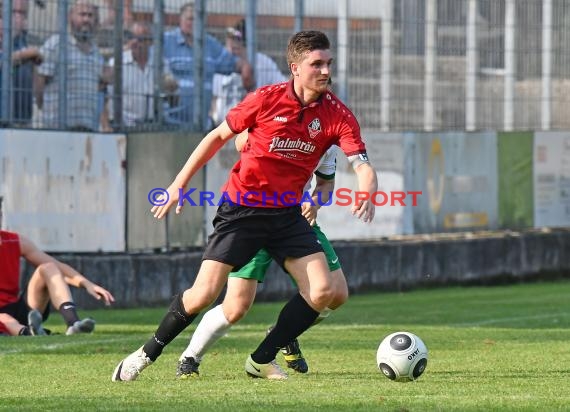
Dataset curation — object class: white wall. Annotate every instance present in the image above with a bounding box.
[0,129,126,252]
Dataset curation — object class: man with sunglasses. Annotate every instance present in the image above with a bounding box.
[105,21,178,128]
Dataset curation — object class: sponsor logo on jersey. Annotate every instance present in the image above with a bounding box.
[308,118,322,139]
[268,137,317,155]
[273,116,288,122]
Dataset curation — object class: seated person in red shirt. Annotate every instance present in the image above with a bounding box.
[0,199,115,336]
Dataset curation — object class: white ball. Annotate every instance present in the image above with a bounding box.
[376,331,428,382]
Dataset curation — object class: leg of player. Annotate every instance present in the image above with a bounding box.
[177,249,273,378]
[278,270,348,373]
[245,252,333,379]
[112,260,231,382]
[177,277,258,378]
[277,225,348,373]
[26,262,95,335]
[0,313,28,336]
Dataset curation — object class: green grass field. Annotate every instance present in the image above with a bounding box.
[1,280,570,411]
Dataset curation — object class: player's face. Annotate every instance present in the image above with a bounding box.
[293,49,333,95]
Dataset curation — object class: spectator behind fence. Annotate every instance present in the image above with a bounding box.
[104,21,178,129]
[211,22,287,126]
[102,0,134,28]
[35,0,112,132]
[234,19,288,88]
[0,0,42,126]
[163,1,253,129]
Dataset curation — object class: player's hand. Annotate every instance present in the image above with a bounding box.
[301,202,318,226]
[151,185,182,219]
[351,198,375,223]
[85,284,115,306]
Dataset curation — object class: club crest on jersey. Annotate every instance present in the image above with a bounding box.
[308,118,322,139]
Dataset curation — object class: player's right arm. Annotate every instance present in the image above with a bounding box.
[19,235,115,305]
[151,121,236,219]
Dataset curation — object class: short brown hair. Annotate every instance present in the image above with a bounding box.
[287,30,330,68]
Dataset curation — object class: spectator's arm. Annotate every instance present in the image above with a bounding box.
[34,73,48,109]
[101,65,113,86]
[100,98,112,132]
[12,46,42,65]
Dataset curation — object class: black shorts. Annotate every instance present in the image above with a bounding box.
[0,293,50,325]
[203,202,324,270]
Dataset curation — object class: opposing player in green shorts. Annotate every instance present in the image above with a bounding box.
[175,141,348,378]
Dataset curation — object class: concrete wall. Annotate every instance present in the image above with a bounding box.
[21,228,570,310]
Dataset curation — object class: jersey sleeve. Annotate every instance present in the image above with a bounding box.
[314,146,337,179]
[225,90,263,134]
[336,115,366,157]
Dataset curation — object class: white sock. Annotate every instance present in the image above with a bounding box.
[180,304,231,363]
[319,307,333,320]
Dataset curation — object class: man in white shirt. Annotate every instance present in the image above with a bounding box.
[107,21,177,128]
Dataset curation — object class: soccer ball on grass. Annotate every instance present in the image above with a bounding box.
[376,331,428,382]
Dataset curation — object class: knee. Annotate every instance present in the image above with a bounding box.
[222,300,251,324]
[330,286,349,309]
[309,285,335,309]
[182,288,217,313]
[36,262,59,278]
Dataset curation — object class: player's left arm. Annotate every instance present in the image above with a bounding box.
[337,114,377,223]
[351,161,378,223]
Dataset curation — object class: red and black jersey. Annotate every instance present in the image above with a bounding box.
[224,80,367,207]
[0,230,21,308]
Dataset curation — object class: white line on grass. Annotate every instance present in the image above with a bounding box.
[453,312,570,327]
[0,336,133,355]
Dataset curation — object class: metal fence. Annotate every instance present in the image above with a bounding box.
[2,0,570,133]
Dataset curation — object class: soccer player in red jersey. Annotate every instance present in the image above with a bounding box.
[0,199,115,337]
[112,30,378,381]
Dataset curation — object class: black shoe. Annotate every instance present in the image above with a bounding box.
[281,338,309,373]
[176,356,200,379]
[267,325,309,374]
